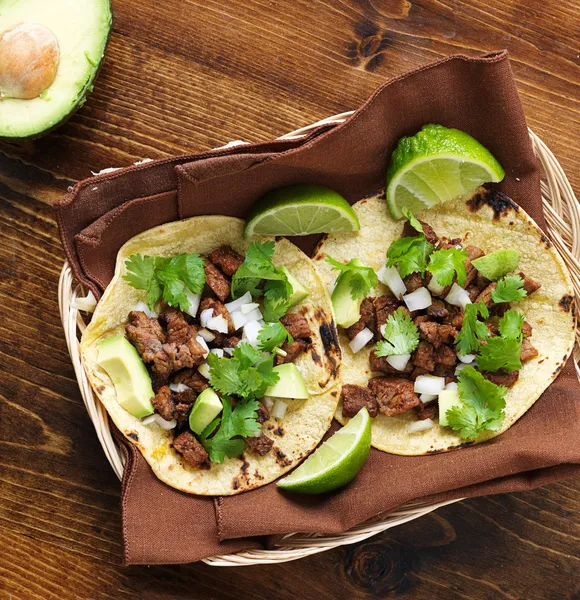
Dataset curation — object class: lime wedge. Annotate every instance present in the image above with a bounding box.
[386,124,505,219]
[277,407,371,494]
[244,184,360,238]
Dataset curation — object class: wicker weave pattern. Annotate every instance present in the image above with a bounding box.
[58,113,580,565]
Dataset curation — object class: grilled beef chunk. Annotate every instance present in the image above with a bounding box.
[174,388,197,406]
[281,313,311,340]
[374,294,400,336]
[416,403,438,420]
[522,321,533,337]
[443,306,464,329]
[341,384,378,418]
[204,259,231,301]
[126,310,166,363]
[172,368,209,392]
[475,282,497,306]
[370,349,414,375]
[200,297,234,333]
[275,340,308,365]
[160,308,192,345]
[413,341,435,371]
[208,246,244,276]
[427,299,449,320]
[346,297,376,340]
[256,402,270,424]
[417,320,457,348]
[403,272,423,293]
[466,284,483,302]
[518,272,541,295]
[162,334,206,372]
[245,433,274,456]
[173,431,209,468]
[463,245,485,287]
[369,377,420,416]
[520,338,539,362]
[484,370,519,387]
[174,402,193,429]
[403,220,439,245]
[411,366,430,380]
[433,344,457,366]
[152,385,175,421]
[433,363,456,382]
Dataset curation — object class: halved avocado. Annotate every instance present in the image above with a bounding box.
[0,0,112,140]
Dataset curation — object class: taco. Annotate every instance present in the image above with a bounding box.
[80,216,341,495]
[313,187,575,455]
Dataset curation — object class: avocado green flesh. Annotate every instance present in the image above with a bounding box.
[332,272,363,329]
[471,250,520,281]
[437,389,462,427]
[0,0,112,139]
[189,388,223,434]
[97,336,154,419]
[265,364,309,399]
[281,266,309,306]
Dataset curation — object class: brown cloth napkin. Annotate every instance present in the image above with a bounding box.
[56,50,580,565]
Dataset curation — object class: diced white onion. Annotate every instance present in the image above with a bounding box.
[198,328,215,342]
[275,347,288,357]
[386,353,411,371]
[169,383,191,393]
[378,265,407,299]
[419,393,438,404]
[445,382,458,391]
[231,307,263,330]
[197,362,211,379]
[458,353,475,364]
[240,302,260,314]
[408,418,435,434]
[262,396,275,410]
[207,314,229,334]
[223,347,234,356]
[184,292,201,317]
[414,375,446,395]
[403,287,432,312]
[427,277,447,296]
[225,291,252,313]
[196,335,210,357]
[133,300,158,319]
[349,327,374,353]
[200,308,214,328]
[272,398,288,419]
[72,290,98,313]
[455,363,467,376]
[243,320,264,348]
[142,414,177,430]
[210,348,224,358]
[445,283,472,309]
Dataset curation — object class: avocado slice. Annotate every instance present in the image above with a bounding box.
[189,388,223,434]
[0,0,112,140]
[280,266,309,306]
[437,389,463,427]
[471,250,519,281]
[331,263,365,328]
[265,364,309,400]
[97,336,154,419]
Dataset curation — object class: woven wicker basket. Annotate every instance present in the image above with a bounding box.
[59,112,580,566]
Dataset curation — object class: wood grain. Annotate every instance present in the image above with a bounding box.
[1,1,579,598]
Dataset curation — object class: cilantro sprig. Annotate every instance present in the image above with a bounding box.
[386,209,434,277]
[124,253,205,311]
[427,247,469,286]
[231,241,293,321]
[326,256,378,300]
[199,396,261,463]
[455,302,490,356]
[476,310,523,373]
[444,365,506,441]
[491,274,527,303]
[375,308,419,356]
[258,321,293,352]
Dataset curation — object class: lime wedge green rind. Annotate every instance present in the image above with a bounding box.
[386,124,505,220]
[244,184,360,238]
[277,407,371,494]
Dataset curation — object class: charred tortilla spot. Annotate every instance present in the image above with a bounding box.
[273,426,284,437]
[168,464,174,471]
[240,459,249,473]
[331,390,338,397]
[467,189,519,221]
[127,432,139,442]
[232,478,240,490]
[426,440,474,454]
[320,320,341,355]
[97,385,105,393]
[559,294,574,312]
[274,448,292,467]
[540,234,552,247]
[253,469,264,481]
[538,359,544,364]
[311,349,322,364]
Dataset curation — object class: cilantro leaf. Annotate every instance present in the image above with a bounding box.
[123,253,205,311]
[386,235,434,278]
[455,302,489,355]
[258,321,293,352]
[402,206,424,234]
[375,308,419,356]
[199,397,260,463]
[326,257,378,301]
[476,337,522,373]
[445,365,506,440]
[491,275,527,303]
[427,247,469,286]
[498,310,524,340]
[232,343,263,369]
[263,278,293,322]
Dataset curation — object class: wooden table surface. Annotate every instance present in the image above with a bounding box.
[1,1,579,598]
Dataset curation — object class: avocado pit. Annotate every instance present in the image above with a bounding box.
[0,23,60,100]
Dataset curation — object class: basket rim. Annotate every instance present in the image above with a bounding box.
[59,115,580,566]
